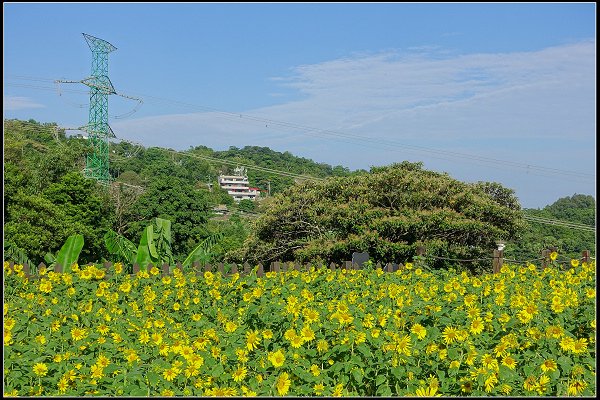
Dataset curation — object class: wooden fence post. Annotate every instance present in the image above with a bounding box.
[415,246,426,269]
[493,249,503,273]
[541,249,550,269]
[582,250,590,264]
[25,263,32,277]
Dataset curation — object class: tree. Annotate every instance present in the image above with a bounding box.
[228,162,524,273]
[42,172,114,264]
[4,192,73,264]
[6,118,357,267]
[4,120,100,265]
[110,173,145,234]
[124,176,213,260]
[3,120,88,194]
[204,214,249,262]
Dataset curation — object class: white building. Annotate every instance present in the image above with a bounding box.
[218,166,259,202]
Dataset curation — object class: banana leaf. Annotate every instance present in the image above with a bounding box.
[135,225,159,270]
[55,234,84,273]
[152,217,173,265]
[182,232,224,268]
[104,230,137,264]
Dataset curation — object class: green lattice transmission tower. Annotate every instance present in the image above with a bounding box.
[82,33,117,185]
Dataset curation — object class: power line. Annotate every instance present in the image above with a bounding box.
[5,119,325,183]
[6,119,597,195]
[5,75,595,182]
[6,74,57,82]
[111,138,597,235]
[523,214,595,229]
[523,215,595,230]
[110,136,325,182]
[5,119,597,197]
[118,88,595,182]
[523,215,596,232]
[5,80,142,119]
[5,82,88,94]
[110,180,145,192]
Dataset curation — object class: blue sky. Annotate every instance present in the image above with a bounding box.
[4,2,596,209]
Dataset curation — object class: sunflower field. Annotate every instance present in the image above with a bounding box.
[3,258,596,396]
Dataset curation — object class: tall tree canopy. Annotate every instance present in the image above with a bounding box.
[5,172,113,265]
[230,162,525,272]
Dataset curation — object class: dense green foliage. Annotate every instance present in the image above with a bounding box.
[122,176,212,260]
[3,119,351,266]
[4,120,112,264]
[3,119,595,269]
[230,162,525,273]
[505,194,596,262]
[110,143,356,197]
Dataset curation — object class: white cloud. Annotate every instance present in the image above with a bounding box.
[271,40,595,141]
[3,96,45,111]
[112,40,595,207]
[115,40,595,146]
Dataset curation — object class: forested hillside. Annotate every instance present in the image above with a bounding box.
[3,118,595,269]
[109,143,358,196]
[3,119,353,266]
[506,194,596,262]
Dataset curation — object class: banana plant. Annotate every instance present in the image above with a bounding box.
[133,223,166,269]
[104,217,171,270]
[145,217,173,266]
[104,217,221,270]
[103,229,137,264]
[44,234,84,273]
[182,232,224,268]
